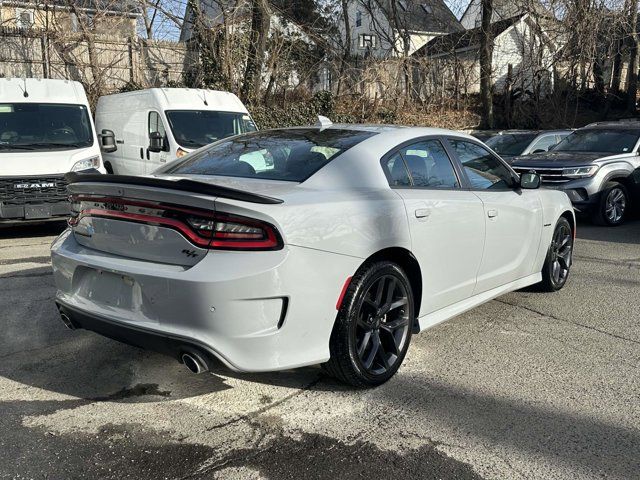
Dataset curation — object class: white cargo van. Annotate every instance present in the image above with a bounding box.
[0,78,104,225]
[95,88,257,175]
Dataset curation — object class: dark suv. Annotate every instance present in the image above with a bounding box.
[511,121,640,226]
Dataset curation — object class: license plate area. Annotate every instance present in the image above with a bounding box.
[73,267,140,311]
[25,205,52,219]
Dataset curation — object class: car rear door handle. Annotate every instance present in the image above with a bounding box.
[487,209,498,218]
[415,208,431,219]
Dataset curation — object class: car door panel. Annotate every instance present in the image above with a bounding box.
[398,190,486,314]
[446,138,543,294]
[472,190,543,293]
[381,139,485,315]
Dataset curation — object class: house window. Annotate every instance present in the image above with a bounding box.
[358,34,377,49]
[16,9,34,29]
[71,12,79,32]
[86,12,95,30]
[355,10,362,27]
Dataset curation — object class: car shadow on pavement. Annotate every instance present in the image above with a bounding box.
[576,217,640,245]
[380,376,639,478]
[0,222,67,239]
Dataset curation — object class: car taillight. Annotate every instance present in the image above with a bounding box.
[185,213,281,250]
[68,195,283,251]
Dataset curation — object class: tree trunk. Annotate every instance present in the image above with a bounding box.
[336,0,351,96]
[479,0,494,129]
[626,0,639,114]
[241,0,270,104]
[610,38,623,95]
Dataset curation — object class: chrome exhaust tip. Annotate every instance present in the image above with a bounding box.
[59,312,76,330]
[181,351,209,374]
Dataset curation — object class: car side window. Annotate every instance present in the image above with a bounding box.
[448,139,515,190]
[148,111,166,137]
[382,152,411,187]
[399,140,460,188]
[530,135,558,152]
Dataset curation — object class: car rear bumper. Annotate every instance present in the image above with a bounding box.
[50,229,362,372]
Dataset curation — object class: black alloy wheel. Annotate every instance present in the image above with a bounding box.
[537,217,573,292]
[324,261,414,387]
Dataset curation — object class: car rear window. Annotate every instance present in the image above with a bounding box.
[163,128,376,182]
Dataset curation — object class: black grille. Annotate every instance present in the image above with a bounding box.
[513,167,571,184]
[0,175,69,206]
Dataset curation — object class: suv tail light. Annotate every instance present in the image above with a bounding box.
[69,195,283,251]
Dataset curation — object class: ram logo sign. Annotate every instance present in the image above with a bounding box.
[14,182,56,189]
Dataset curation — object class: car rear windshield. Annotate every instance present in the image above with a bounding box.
[485,133,537,156]
[163,128,376,182]
[553,129,640,154]
[166,110,257,149]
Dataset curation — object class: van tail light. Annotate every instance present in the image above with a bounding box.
[68,195,283,251]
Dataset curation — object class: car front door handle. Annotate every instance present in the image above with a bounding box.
[487,209,498,218]
[415,208,431,219]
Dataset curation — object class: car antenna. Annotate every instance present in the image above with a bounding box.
[19,77,29,98]
[315,115,332,130]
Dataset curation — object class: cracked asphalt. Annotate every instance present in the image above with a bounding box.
[1,219,638,479]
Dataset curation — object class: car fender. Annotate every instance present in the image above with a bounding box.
[533,190,575,272]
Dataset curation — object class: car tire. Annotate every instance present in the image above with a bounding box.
[324,261,414,388]
[593,182,628,226]
[535,217,573,292]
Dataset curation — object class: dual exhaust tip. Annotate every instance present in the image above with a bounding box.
[59,308,210,375]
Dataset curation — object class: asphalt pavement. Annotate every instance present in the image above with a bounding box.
[0,219,638,479]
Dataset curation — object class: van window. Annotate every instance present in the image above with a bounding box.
[148,111,166,137]
[0,103,93,152]
[166,110,257,149]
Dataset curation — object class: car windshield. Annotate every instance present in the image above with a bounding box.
[0,103,93,152]
[166,110,257,149]
[553,129,640,153]
[485,133,537,156]
[163,128,376,182]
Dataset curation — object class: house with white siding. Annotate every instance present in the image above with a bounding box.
[413,14,560,97]
[339,0,464,58]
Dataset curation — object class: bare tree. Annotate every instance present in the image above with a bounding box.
[625,0,639,113]
[479,0,494,129]
[241,0,270,103]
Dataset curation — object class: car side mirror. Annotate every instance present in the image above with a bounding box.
[520,172,541,189]
[100,129,117,153]
[148,131,164,153]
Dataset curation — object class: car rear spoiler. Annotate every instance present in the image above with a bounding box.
[65,172,284,205]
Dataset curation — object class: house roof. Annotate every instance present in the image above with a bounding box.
[386,0,464,34]
[460,0,548,28]
[376,0,464,33]
[414,14,525,57]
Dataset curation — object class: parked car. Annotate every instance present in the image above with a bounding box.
[511,121,640,226]
[52,123,575,387]
[0,78,104,225]
[483,130,572,162]
[95,88,257,176]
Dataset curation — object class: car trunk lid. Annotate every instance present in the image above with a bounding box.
[66,174,285,266]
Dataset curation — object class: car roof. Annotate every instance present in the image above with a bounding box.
[583,120,640,130]
[276,124,477,139]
